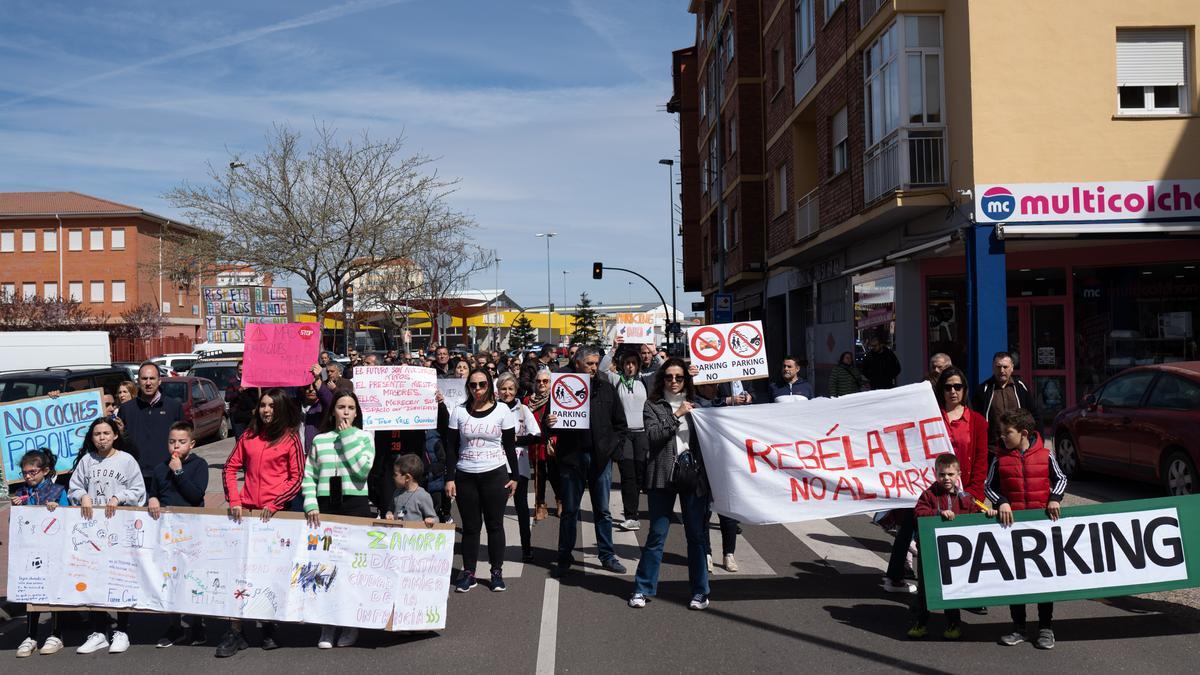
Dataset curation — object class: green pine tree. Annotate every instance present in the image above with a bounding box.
[508,313,536,350]
[570,292,603,346]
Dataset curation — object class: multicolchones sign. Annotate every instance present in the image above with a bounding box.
[976,180,1200,224]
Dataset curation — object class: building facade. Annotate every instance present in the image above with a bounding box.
[675,0,1200,428]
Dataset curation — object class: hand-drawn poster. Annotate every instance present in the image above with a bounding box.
[6,506,453,631]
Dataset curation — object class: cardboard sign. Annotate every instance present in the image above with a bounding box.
[690,383,948,524]
[7,506,454,631]
[613,323,655,344]
[354,366,438,431]
[242,322,321,387]
[437,378,468,411]
[549,373,590,429]
[918,495,1200,610]
[2,388,104,479]
[687,320,768,384]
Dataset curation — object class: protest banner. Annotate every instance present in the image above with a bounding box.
[437,378,468,410]
[7,506,453,630]
[241,322,321,387]
[918,495,1200,610]
[549,373,590,429]
[687,320,768,384]
[613,323,655,344]
[354,366,438,431]
[690,383,948,524]
[2,388,104,479]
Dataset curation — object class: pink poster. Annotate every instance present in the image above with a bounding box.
[241,322,322,387]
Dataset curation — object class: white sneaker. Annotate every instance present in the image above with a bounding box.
[77,632,109,654]
[108,631,129,654]
[39,636,64,655]
[16,637,37,658]
[724,554,739,572]
[881,577,916,594]
[706,554,713,573]
[317,626,335,649]
[335,627,358,647]
[619,519,640,531]
[628,593,647,608]
[688,593,710,610]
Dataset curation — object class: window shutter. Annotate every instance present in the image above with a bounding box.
[1117,28,1187,86]
[833,107,848,141]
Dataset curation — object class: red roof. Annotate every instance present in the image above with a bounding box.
[0,191,143,215]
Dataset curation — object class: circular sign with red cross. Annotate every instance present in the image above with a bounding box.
[552,373,589,410]
[690,326,726,362]
[728,322,764,359]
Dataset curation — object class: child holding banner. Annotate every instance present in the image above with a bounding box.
[12,449,68,658]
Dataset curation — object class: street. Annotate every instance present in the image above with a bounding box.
[2,437,1197,673]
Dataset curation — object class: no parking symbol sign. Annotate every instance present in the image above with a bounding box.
[687,320,769,384]
[550,373,591,429]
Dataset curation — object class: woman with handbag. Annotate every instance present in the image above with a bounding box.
[629,358,711,611]
[524,369,561,520]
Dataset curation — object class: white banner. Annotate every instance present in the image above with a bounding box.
[686,320,769,384]
[612,323,655,344]
[355,365,438,431]
[690,383,949,524]
[975,179,1200,224]
[7,507,453,630]
[437,378,468,410]
[549,373,590,429]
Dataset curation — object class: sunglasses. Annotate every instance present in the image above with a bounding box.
[467,382,490,390]
[536,379,551,384]
[21,468,45,476]
[663,374,685,382]
[942,383,965,391]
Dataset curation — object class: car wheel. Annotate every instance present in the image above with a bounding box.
[216,415,230,441]
[1055,431,1082,478]
[1162,450,1196,496]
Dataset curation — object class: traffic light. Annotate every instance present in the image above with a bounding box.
[592,262,603,279]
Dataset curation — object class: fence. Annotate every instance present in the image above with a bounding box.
[110,336,195,362]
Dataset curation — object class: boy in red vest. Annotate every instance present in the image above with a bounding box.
[984,408,1068,650]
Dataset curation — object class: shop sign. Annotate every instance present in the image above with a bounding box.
[976,180,1200,224]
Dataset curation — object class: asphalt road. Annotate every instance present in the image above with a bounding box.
[2,437,1197,673]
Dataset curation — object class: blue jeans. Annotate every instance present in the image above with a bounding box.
[557,451,615,566]
[634,488,710,598]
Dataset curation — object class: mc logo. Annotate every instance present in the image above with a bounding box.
[980,186,1015,220]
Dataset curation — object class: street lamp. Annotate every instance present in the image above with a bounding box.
[658,159,679,346]
[535,232,557,344]
[561,270,570,312]
[492,256,501,349]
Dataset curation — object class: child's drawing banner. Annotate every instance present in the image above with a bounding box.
[6,506,453,631]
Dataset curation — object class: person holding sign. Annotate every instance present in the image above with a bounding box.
[629,359,711,611]
[600,351,651,532]
[11,449,68,658]
[524,370,562,520]
[497,372,550,562]
[444,368,519,593]
[304,390,376,649]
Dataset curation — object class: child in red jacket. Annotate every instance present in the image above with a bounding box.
[908,453,995,640]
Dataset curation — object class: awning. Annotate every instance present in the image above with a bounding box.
[996,222,1200,239]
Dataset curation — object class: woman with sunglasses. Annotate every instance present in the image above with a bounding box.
[444,368,518,592]
[629,358,712,611]
[936,366,988,502]
[524,369,562,520]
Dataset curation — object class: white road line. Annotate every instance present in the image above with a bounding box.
[534,577,559,675]
[709,523,775,576]
[782,519,887,575]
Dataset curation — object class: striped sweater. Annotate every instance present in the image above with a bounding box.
[302,426,376,513]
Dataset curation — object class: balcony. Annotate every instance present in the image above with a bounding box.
[863,127,946,203]
[860,0,888,27]
[795,188,819,241]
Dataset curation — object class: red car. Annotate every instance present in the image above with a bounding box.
[1054,363,1200,496]
[159,376,230,441]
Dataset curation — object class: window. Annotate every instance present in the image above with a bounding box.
[772,46,785,95]
[1,283,13,298]
[0,232,13,253]
[795,0,815,62]
[1146,374,1200,410]
[90,281,104,303]
[730,207,739,247]
[1116,28,1189,115]
[44,282,58,300]
[22,283,36,299]
[21,231,36,252]
[904,15,943,124]
[819,277,848,323]
[112,281,126,303]
[68,229,83,251]
[719,204,730,252]
[1097,371,1157,408]
[68,282,83,302]
[43,230,56,251]
[832,106,849,175]
[775,163,789,216]
[162,302,172,313]
[702,155,710,194]
[203,382,220,401]
[111,228,126,250]
[89,229,104,251]
[721,19,734,66]
[824,0,844,23]
[728,116,737,156]
[191,382,206,402]
[864,22,900,146]
[700,83,707,120]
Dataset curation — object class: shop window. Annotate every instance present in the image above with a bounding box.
[854,268,896,346]
[927,276,966,370]
[819,277,847,323]
[1008,267,1066,297]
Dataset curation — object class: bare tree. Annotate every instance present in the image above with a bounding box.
[109,303,168,340]
[166,123,475,327]
[0,294,107,331]
[405,234,494,347]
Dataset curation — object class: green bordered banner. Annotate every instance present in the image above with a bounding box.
[918,495,1200,610]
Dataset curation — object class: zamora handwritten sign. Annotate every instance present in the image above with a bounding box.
[355,366,439,431]
[2,388,104,479]
[7,506,453,631]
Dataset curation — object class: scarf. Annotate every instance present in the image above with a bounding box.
[618,373,637,394]
[527,390,549,412]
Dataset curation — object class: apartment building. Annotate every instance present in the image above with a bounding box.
[0,191,204,338]
[674,0,1200,426]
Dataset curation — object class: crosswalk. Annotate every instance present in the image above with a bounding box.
[467,487,895,580]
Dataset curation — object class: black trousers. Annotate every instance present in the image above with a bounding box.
[456,466,510,574]
[512,476,531,553]
[703,512,739,556]
[1011,602,1054,628]
[535,457,562,505]
[27,612,60,640]
[616,431,648,520]
[91,611,129,634]
[913,552,961,626]
[317,494,373,519]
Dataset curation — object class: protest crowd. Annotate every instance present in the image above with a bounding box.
[7,327,1167,660]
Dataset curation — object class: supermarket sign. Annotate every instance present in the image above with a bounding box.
[976,180,1200,224]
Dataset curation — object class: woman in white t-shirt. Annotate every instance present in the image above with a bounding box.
[445,368,518,593]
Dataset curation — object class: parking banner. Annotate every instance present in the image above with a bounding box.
[690,383,948,524]
[687,320,769,384]
[549,373,590,429]
[918,495,1200,610]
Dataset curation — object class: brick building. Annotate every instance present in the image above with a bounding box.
[674,0,1200,425]
[0,192,204,339]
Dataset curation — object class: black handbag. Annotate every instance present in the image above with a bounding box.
[671,450,700,493]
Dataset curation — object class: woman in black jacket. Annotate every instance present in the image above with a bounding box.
[628,358,711,611]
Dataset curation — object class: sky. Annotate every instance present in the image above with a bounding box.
[0,0,697,313]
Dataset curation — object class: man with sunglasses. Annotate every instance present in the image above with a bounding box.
[550,346,629,576]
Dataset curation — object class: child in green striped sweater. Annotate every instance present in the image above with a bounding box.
[303,390,377,524]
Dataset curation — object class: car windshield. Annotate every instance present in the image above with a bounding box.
[171,358,198,373]
[0,378,63,402]
[159,381,188,401]
[192,365,238,390]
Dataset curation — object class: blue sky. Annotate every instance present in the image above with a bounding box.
[0,0,697,312]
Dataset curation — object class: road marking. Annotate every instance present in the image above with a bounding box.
[476,503,527,577]
[535,577,559,675]
[783,518,887,575]
[709,523,775,576]
[581,490,639,575]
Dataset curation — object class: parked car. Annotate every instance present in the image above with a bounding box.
[150,353,200,375]
[189,358,242,394]
[1054,362,1200,496]
[0,366,131,403]
[159,376,229,441]
[114,361,172,380]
